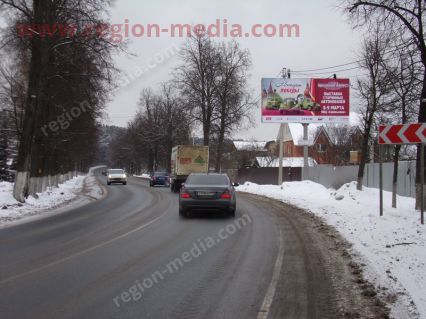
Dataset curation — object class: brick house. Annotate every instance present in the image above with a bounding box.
[280,123,328,164]
[279,123,363,165]
[311,127,335,164]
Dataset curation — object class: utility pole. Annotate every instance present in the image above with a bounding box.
[302,123,309,180]
[278,67,291,185]
[278,125,284,185]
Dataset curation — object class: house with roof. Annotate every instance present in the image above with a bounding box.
[273,121,363,166]
[228,140,270,168]
[279,123,329,164]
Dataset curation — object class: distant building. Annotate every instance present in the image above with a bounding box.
[230,140,269,168]
[277,120,363,166]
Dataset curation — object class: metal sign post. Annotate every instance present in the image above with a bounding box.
[378,123,426,224]
[379,144,383,217]
[421,144,424,225]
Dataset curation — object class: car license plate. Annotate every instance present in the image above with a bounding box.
[197,191,215,197]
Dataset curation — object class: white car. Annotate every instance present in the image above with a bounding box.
[107,169,127,185]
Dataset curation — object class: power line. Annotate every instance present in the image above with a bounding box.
[292,44,417,74]
[292,66,362,76]
[292,61,359,73]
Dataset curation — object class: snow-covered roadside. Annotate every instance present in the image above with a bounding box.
[134,173,151,179]
[85,166,106,200]
[237,181,425,319]
[0,166,105,226]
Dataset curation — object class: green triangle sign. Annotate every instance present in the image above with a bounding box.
[194,155,205,164]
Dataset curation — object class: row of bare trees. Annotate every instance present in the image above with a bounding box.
[0,0,119,201]
[343,0,424,208]
[109,35,254,173]
[108,85,192,173]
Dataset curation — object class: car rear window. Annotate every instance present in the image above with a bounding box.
[154,172,168,176]
[186,175,229,186]
[109,169,124,174]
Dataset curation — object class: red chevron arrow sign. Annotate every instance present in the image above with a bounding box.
[379,123,426,144]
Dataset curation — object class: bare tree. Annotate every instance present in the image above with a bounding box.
[159,83,192,172]
[344,0,426,207]
[212,41,253,172]
[382,40,421,207]
[175,35,219,146]
[355,26,394,190]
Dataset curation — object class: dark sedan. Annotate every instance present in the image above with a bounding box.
[179,173,237,218]
[150,172,170,187]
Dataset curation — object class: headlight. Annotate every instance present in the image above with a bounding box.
[122,174,126,178]
[108,175,112,178]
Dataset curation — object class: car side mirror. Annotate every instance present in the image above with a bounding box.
[232,182,240,187]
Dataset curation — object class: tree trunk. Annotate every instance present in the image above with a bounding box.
[13,0,51,202]
[153,145,158,171]
[203,116,210,146]
[148,149,154,172]
[357,129,370,191]
[392,145,401,208]
[215,117,226,172]
[166,121,173,173]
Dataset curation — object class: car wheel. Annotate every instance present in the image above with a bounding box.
[179,208,186,218]
[229,208,236,218]
[107,182,111,185]
[123,182,127,185]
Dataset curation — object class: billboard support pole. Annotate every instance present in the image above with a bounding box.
[302,123,309,181]
[278,124,284,185]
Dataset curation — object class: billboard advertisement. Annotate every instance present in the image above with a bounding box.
[261,78,350,123]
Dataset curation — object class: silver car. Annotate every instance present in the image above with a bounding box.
[107,169,127,185]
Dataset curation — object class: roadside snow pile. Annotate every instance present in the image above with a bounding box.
[85,166,106,200]
[237,181,425,319]
[135,173,151,179]
[0,175,85,224]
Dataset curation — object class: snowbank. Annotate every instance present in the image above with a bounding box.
[237,181,425,319]
[135,173,151,179]
[0,176,85,224]
[0,166,105,226]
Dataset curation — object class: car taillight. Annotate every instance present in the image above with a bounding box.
[180,192,191,199]
[221,190,232,199]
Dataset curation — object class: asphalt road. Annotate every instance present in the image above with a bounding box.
[0,171,386,319]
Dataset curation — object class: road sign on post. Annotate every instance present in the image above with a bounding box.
[379,123,426,145]
[378,123,425,224]
[379,145,383,217]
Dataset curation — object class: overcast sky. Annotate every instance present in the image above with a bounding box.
[106,0,364,141]
[6,0,365,141]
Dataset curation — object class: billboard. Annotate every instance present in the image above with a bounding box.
[261,78,350,123]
